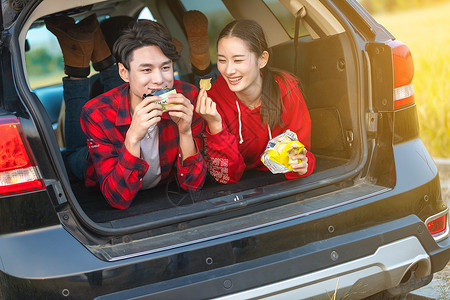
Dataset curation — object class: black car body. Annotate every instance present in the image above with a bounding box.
[0,0,449,299]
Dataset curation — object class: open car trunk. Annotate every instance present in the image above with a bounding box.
[71,23,361,228]
[18,0,391,257]
[70,29,360,227]
[74,156,350,226]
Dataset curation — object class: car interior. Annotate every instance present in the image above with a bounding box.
[20,0,364,228]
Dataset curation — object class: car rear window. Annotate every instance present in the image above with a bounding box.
[263,0,309,38]
[25,26,65,89]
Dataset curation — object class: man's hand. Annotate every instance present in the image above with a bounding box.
[165,92,195,135]
[195,87,222,134]
[165,92,198,160]
[290,148,309,176]
[125,96,163,157]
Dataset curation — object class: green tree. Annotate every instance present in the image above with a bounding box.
[26,47,62,77]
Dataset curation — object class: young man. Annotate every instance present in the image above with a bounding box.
[76,20,207,209]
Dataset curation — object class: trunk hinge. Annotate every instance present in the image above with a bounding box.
[367,111,378,135]
[45,180,68,205]
[363,49,378,137]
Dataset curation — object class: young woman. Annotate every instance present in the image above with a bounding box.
[195,19,315,184]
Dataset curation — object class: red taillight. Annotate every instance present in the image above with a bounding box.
[0,117,45,196]
[427,214,447,236]
[389,40,415,110]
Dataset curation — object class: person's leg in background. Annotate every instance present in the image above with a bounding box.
[46,14,116,180]
[93,16,136,95]
[183,10,219,89]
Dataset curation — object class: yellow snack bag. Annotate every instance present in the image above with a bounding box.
[261,130,305,174]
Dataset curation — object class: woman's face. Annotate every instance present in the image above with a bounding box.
[217,36,267,99]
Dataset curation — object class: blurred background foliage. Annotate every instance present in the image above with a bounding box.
[359,0,450,13]
[360,0,450,158]
[26,48,63,78]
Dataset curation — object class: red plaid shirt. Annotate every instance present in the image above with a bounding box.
[80,81,206,209]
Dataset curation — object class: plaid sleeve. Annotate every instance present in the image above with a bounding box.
[81,107,148,209]
[177,137,206,191]
[175,82,207,191]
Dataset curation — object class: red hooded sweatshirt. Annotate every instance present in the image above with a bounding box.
[204,72,315,184]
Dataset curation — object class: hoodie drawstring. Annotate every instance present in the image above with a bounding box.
[235,101,273,144]
[235,101,244,144]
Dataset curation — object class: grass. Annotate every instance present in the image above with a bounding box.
[30,72,65,89]
[373,2,450,158]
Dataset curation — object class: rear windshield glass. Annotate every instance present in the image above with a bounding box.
[263,0,309,38]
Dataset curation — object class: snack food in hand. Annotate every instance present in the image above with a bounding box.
[199,78,212,91]
[143,88,177,112]
[261,130,305,174]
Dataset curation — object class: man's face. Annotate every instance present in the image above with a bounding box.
[120,45,174,104]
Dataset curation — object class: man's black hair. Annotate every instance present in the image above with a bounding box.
[113,19,179,70]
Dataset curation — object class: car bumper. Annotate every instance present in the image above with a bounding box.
[94,215,449,300]
[216,236,432,299]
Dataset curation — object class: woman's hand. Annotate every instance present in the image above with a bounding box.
[290,148,309,175]
[195,87,223,134]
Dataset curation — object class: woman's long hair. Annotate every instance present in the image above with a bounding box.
[217,19,285,129]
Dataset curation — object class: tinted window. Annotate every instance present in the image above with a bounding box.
[26,25,65,89]
[26,9,159,90]
[263,0,309,38]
